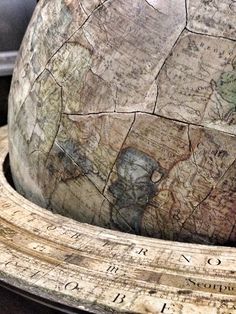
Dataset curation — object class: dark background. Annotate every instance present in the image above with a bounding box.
[0,76,11,126]
[0,0,37,126]
[0,286,61,314]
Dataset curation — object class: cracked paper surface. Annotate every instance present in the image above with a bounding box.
[9,0,236,245]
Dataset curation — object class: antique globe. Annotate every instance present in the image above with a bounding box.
[8,0,236,245]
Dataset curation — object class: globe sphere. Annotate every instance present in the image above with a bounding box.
[8,0,236,245]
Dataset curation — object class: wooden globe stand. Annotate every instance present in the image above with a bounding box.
[0,125,236,313]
